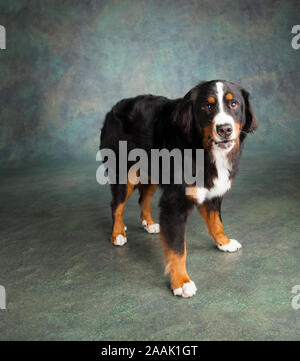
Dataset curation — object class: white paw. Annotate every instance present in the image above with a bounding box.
[218,239,242,253]
[113,234,127,246]
[142,220,160,234]
[173,280,197,298]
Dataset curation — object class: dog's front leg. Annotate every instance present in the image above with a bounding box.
[198,198,242,252]
[159,190,197,297]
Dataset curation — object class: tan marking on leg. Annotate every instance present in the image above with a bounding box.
[138,184,157,226]
[161,235,190,290]
[110,182,135,243]
[198,205,230,246]
[185,186,200,203]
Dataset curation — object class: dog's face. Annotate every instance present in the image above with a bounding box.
[173,80,258,152]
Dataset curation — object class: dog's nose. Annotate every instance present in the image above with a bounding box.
[216,123,233,138]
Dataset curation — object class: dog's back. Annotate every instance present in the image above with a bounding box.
[100,94,177,153]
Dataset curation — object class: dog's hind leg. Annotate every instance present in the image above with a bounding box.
[138,184,160,234]
[110,181,135,246]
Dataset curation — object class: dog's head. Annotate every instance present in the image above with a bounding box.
[173,80,258,151]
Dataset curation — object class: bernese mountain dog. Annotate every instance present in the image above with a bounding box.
[100,80,258,297]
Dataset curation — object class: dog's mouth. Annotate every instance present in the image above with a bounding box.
[214,139,235,149]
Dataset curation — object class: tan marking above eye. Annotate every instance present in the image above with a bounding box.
[208,97,215,104]
[225,93,233,100]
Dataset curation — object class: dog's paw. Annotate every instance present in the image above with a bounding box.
[218,239,242,253]
[173,280,197,298]
[142,220,160,234]
[112,234,127,246]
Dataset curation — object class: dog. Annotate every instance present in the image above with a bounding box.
[100,80,258,297]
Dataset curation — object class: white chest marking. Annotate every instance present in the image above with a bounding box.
[205,147,232,200]
[186,148,232,204]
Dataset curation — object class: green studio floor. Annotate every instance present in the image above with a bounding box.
[0,152,299,341]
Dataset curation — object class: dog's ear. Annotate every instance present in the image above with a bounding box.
[172,82,207,135]
[241,88,259,133]
[172,98,194,135]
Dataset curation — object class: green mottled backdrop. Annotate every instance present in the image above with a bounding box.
[0,0,299,167]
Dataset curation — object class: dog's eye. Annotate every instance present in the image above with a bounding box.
[201,104,213,112]
[229,100,239,109]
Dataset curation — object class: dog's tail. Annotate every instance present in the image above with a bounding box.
[100,109,123,151]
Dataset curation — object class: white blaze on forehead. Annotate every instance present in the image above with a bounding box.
[216,81,225,114]
[213,82,236,139]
